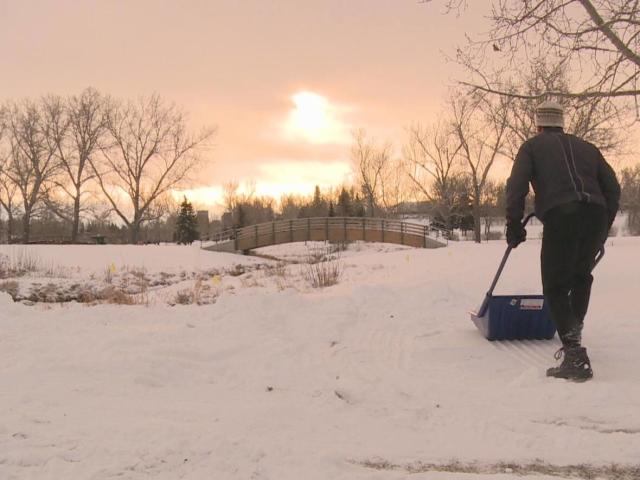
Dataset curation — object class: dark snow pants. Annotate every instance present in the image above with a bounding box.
[541,201,608,347]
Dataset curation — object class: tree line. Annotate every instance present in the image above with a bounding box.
[219,183,368,230]
[0,88,214,244]
[2,85,639,245]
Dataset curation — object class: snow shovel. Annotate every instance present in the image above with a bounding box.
[470,213,605,341]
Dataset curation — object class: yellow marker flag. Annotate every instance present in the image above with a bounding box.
[109,262,117,273]
[211,275,221,285]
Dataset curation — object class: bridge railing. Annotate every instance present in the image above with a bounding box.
[235,217,443,238]
[205,217,449,251]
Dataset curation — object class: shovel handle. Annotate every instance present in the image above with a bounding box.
[477,214,535,316]
[488,213,536,294]
[476,215,605,317]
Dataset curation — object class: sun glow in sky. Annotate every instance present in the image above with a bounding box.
[283,91,351,145]
[292,92,328,132]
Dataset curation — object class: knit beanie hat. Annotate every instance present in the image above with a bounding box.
[535,101,564,128]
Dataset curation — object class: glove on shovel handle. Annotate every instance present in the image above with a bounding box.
[477,214,535,317]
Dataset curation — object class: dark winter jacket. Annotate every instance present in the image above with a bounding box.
[506,129,621,226]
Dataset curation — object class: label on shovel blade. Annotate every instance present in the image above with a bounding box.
[519,299,544,310]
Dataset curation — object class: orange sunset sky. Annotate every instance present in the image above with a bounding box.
[2,1,498,210]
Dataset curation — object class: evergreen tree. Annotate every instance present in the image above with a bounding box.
[354,194,366,217]
[313,185,322,205]
[337,188,352,217]
[328,201,335,217]
[175,197,199,244]
[310,185,328,217]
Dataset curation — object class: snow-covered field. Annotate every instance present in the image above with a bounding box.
[1,237,639,480]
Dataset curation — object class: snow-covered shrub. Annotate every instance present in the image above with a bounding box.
[0,250,69,279]
[0,280,18,299]
[0,250,41,278]
[266,261,287,277]
[240,274,261,288]
[261,261,291,291]
[328,240,350,253]
[191,278,203,304]
[172,279,217,305]
[129,268,149,305]
[306,249,326,264]
[0,254,8,278]
[99,286,135,305]
[174,290,193,305]
[226,264,247,277]
[304,245,342,288]
[103,265,114,284]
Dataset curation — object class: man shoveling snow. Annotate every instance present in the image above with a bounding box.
[506,101,621,382]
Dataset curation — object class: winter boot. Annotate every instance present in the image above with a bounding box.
[546,346,593,382]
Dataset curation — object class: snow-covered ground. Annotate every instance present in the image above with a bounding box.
[1,237,639,479]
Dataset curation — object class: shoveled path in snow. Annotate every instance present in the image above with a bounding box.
[0,238,638,479]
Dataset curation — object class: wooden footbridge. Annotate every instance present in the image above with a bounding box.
[203,217,448,253]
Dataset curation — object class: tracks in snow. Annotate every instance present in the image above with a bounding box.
[491,339,559,368]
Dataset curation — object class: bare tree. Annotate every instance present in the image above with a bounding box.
[92,94,215,243]
[278,193,304,220]
[3,100,60,242]
[0,112,16,241]
[451,91,510,243]
[480,179,505,241]
[222,180,241,215]
[351,129,390,217]
[221,180,261,227]
[44,88,106,242]
[0,157,20,242]
[0,122,21,242]
[403,121,464,228]
[427,1,640,102]
[378,155,411,215]
[221,180,257,215]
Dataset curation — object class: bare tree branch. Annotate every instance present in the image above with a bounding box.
[431,0,640,106]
